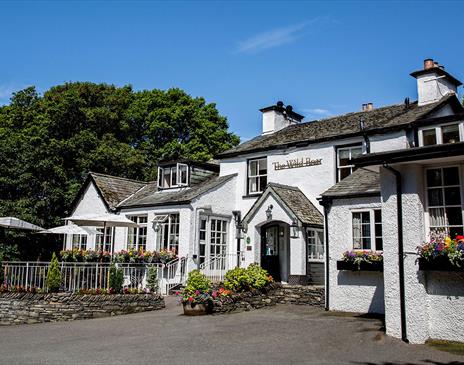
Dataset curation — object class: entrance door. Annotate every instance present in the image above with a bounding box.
[261,225,284,282]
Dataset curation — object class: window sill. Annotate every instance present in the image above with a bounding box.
[242,193,262,199]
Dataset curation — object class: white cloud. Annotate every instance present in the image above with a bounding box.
[236,18,326,54]
[302,108,331,115]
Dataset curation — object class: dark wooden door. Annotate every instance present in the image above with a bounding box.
[261,225,281,282]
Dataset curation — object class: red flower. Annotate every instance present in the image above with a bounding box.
[188,297,194,302]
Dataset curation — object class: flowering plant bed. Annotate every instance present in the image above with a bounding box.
[417,234,464,271]
[59,248,177,264]
[337,250,383,271]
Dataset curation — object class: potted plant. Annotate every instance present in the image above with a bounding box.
[337,250,383,271]
[417,233,464,271]
[179,270,213,315]
[159,249,177,264]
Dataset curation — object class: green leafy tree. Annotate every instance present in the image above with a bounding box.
[46,252,62,293]
[0,83,239,259]
[108,263,124,293]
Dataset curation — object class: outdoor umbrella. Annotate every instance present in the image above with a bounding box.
[0,217,44,231]
[38,224,102,251]
[64,214,138,253]
[38,224,102,236]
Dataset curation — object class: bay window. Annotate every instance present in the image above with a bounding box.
[248,157,267,194]
[127,215,148,251]
[155,213,180,252]
[426,166,463,237]
[352,209,383,251]
[336,144,363,181]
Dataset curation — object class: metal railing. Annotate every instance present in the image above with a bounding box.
[2,261,166,294]
[199,252,240,283]
[162,256,188,294]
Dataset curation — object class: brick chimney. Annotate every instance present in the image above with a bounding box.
[411,58,462,106]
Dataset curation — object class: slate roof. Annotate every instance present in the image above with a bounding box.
[90,172,147,210]
[117,174,237,208]
[269,183,323,226]
[242,183,323,227]
[320,168,380,199]
[218,95,462,158]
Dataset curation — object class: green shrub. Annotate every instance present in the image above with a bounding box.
[108,263,124,293]
[47,253,62,293]
[184,270,211,294]
[224,264,271,292]
[246,263,270,289]
[224,267,250,291]
[146,265,158,293]
[0,261,3,284]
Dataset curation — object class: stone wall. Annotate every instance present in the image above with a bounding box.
[0,292,165,325]
[213,284,324,313]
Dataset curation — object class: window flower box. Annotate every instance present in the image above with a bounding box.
[418,257,464,271]
[337,250,383,272]
[417,234,464,272]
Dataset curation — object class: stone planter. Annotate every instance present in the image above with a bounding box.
[183,301,212,316]
[418,257,464,271]
[336,260,383,272]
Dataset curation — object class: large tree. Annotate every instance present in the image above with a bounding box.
[0,83,239,259]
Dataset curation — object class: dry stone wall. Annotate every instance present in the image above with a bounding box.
[0,292,165,325]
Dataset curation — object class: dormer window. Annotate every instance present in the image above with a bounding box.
[419,122,463,147]
[158,163,189,189]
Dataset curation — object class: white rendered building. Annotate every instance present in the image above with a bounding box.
[66,59,464,343]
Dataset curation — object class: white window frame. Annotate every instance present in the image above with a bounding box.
[126,215,148,251]
[247,157,267,194]
[198,215,229,268]
[72,234,87,250]
[336,143,363,182]
[418,121,464,147]
[306,228,324,262]
[351,208,383,251]
[155,213,180,252]
[157,163,189,189]
[95,227,113,252]
[424,165,464,237]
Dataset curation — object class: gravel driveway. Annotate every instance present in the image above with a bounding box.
[0,298,462,365]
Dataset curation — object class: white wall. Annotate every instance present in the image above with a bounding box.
[416,73,458,106]
[327,196,385,314]
[66,182,110,250]
[380,163,464,344]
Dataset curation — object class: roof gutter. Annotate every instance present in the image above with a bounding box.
[383,164,408,343]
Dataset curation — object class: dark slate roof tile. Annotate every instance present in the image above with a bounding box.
[218,96,460,158]
[118,174,237,208]
[320,168,380,198]
[268,183,323,226]
[90,172,147,210]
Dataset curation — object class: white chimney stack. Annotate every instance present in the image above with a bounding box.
[260,101,304,135]
[411,59,462,106]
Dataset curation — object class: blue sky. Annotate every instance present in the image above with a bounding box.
[1,1,463,140]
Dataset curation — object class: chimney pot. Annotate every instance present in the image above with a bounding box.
[276,101,284,107]
[424,58,434,70]
[285,105,293,113]
[433,61,439,68]
[366,103,374,111]
[362,103,367,111]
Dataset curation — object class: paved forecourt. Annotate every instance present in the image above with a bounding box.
[0,299,462,365]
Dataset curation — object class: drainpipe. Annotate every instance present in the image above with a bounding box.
[318,198,331,312]
[383,164,408,343]
[232,211,242,268]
